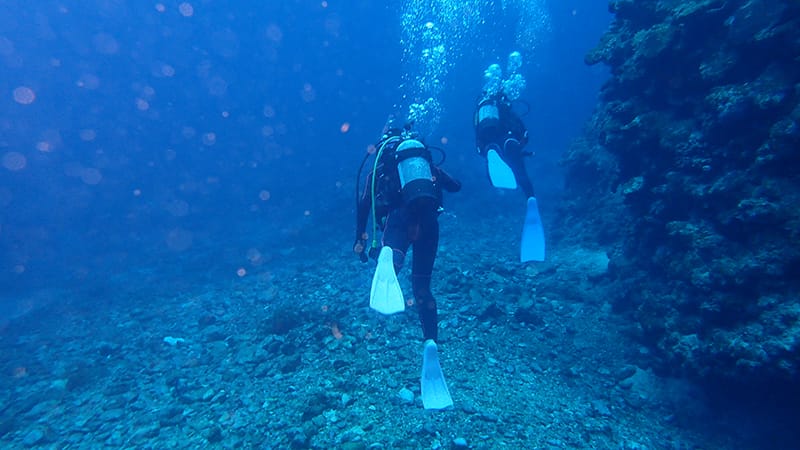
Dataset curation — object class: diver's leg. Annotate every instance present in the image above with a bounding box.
[382,209,411,274]
[504,138,535,198]
[411,209,440,342]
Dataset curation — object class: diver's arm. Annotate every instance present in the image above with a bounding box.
[434,166,461,193]
[353,172,373,261]
[355,172,372,240]
[506,108,529,147]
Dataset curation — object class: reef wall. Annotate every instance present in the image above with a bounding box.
[558,0,800,383]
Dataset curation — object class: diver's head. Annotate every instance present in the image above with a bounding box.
[382,114,403,136]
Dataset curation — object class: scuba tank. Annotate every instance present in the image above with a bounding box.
[354,122,438,256]
[475,96,501,132]
[393,139,435,205]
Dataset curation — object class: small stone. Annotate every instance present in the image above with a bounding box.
[311,415,326,427]
[591,399,612,417]
[22,428,45,446]
[341,393,353,408]
[338,426,366,444]
[452,437,469,448]
[131,424,159,440]
[198,314,217,328]
[163,336,185,346]
[479,412,499,422]
[397,388,414,404]
[615,365,637,382]
[203,326,228,342]
[206,426,223,443]
[287,427,307,449]
[100,408,125,422]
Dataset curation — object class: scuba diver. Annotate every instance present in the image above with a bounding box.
[353,118,461,410]
[473,51,545,262]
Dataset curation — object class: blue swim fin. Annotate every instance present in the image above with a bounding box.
[420,340,453,410]
[487,148,517,190]
[370,247,405,314]
[521,197,545,262]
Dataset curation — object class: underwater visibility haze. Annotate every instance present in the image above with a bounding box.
[1,0,799,448]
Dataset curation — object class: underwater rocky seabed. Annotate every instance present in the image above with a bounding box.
[2,0,800,447]
[558,0,800,393]
[1,201,796,450]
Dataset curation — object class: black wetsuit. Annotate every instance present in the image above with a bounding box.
[474,95,535,198]
[356,142,461,342]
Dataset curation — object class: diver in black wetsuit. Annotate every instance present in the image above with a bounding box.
[474,91,546,262]
[474,92,535,199]
[353,122,461,342]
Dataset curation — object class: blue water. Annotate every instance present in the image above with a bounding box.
[1,1,608,303]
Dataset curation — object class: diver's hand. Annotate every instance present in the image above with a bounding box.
[353,236,368,263]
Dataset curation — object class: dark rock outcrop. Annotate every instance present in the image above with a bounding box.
[560,0,800,383]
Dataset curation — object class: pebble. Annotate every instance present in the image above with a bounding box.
[452,437,469,448]
[615,365,637,382]
[398,388,414,404]
[591,399,612,417]
[22,428,45,447]
[100,408,125,421]
[341,393,352,407]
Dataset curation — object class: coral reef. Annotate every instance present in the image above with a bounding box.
[559,0,800,383]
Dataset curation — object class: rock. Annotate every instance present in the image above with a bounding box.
[514,307,544,326]
[460,402,477,414]
[158,406,184,427]
[341,393,354,408]
[561,0,800,383]
[615,365,637,382]
[0,417,15,439]
[203,326,228,342]
[478,412,500,422]
[97,342,121,357]
[131,424,160,440]
[591,399,612,417]
[478,303,505,320]
[452,437,469,449]
[287,427,307,449]
[397,388,414,404]
[337,426,366,445]
[100,408,125,422]
[22,428,45,447]
[197,314,217,328]
[206,426,223,443]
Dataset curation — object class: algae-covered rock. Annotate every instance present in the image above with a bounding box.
[560,0,800,384]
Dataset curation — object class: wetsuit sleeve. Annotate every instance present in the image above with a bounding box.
[355,172,373,239]
[506,108,529,147]
[434,166,461,193]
